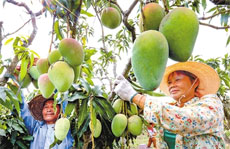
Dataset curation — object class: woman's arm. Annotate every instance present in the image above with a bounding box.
[20,94,37,134]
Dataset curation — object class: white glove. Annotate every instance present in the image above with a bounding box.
[114,75,137,101]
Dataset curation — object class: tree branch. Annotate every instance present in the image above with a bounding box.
[0,21,3,54]
[199,10,230,20]
[0,0,38,86]
[200,21,230,29]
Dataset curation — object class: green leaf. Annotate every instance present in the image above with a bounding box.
[65,102,75,116]
[0,87,7,102]
[95,97,115,119]
[78,98,89,129]
[6,90,20,115]
[80,9,94,17]
[201,0,206,10]
[0,128,6,136]
[4,38,14,45]
[54,20,64,40]
[226,35,230,47]
[80,78,91,93]
[0,97,13,110]
[0,66,4,75]
[16,140,27,149]
[67,92,88,102]
[19,57,29,81]
[77,114,90,138]
[12,123,24,133]
[22,135,33,141]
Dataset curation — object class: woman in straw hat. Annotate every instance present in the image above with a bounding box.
[114,61,225,148]
[20,94,73,148]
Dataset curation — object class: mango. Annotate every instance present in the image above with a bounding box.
[139,3,165,32]
[48,61,74,92]
[128,115,143,136]
[29,66,40,80]
[89,119,102,138]
[159,7,199,62]
[48,49,62,64]
[55,118,70,141]
[19,73,32,88]
[58,38,84,66]
[111,114,127,137]
[101,7,121,29]
[32,80,38,89]
[106,3,122,20]
[73,65,81,83]
[38,73,55,98]
[36,58,49,74]
[131,30,168,91]
[127,103,138,116]
[112,99,124,114]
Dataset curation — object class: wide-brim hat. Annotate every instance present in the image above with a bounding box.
[28,94,54,121]
[159,61,220,97]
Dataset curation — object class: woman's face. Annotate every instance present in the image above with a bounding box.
[168,71,198,102]
[42,100,60,124]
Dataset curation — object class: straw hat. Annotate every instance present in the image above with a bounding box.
[28,94,54,121]
[159,61,220,97]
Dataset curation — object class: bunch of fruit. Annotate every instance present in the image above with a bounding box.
[111,99,143,137]
[132,2,199,91]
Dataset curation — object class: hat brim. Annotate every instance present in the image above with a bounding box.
[28,95,53,121]
[159,61,220,97]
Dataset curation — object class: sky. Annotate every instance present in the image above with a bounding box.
[0,0,229,92]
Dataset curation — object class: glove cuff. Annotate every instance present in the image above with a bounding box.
[130,93,138,103]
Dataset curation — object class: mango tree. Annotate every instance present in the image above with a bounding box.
[0,0,230,148]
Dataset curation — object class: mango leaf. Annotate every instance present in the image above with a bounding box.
[0,66,4,75]
[226,35,230,47]
[77,98,89,129]
[80,78,91,93]
[95,97,116,119]
[92,99,109,120]
[80,9,94,17]
[0,128,6,136]
[54,20,64,40]
[6,89,20,115]
[22,135,33,141]
[16,141,27,149]
[19,57,29,81]
[0,97,13,110]
[11,123,24,133]
[29,54,34,68]
[201,0,206,10]
[10,131,17,145]
[77,114,90,138]
[4,37,14,45]
[65,102,75,117]
[0,86,7,102]
[29,50,40,58]
[67,92,88,102]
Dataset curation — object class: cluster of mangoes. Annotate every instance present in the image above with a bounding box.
[36,38,83,98]
[111,99,143,137]
[132,3,199,91]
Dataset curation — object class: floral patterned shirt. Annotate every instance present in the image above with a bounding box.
[144,94,225,149]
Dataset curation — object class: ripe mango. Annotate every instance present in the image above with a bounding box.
[106,3,122,20]
[111,114,127,137]
[36,58,49,74]
[55,118,70,141]
[29,66,40,80]
[101,7,121,29]
[38,73,55,98]
[132,30,169,91]
[139,3,165,32]
[112,99,124,114]
[89,119,102,138]
[159,7,199,62]
[128,115,143,136]
[58,38,84,66]
[48,61,74,92]
[48,49,62,64]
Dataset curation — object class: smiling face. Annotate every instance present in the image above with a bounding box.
[42,100,60,124]
[167,71,199,103]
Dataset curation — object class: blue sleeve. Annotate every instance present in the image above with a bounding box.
[20,93,38,135]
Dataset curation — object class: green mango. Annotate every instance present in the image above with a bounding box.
[111,114,127,137]
[36,58,49,75]
[132,30,169,91]
[58,38,84,66]
[73,65,81,83]
[101,7,121,29]
[48,61,74,92]
[128,115,143,136]
[48,49,62,64]
[112,99,124,114]
[19,73,32,88]
[139,3,165,32]
[89,119,102,138]
[159,7,199,62]
[29,66,40,80]
[127,103,138,116]
[55,118,70,141]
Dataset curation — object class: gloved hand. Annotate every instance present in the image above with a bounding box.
[114,75,137,101]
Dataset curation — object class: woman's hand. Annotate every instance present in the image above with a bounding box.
[114,75,137,102]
